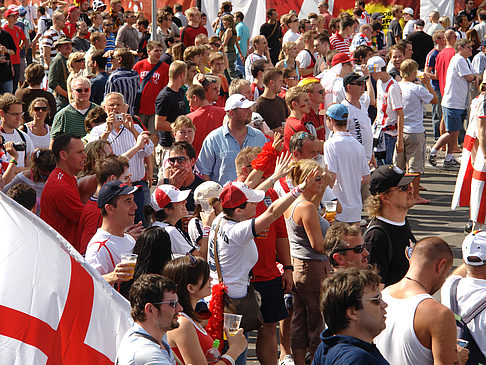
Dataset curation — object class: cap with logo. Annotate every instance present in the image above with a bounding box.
[463,231,486,266]
[219,181,265,209]
[4,6,19,17]
[92,0,107,11]
[366,56,386,72]
[224,93,256,111]
[369,165,417,195]
[97,180,139,208]
[151,184,191,211]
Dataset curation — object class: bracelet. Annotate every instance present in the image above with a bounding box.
[221,355,235,365]
[269,177,276,185]
[290,186,302,198]
[9,158,17,165]
[202,226,211,238]
[283,265,294,271]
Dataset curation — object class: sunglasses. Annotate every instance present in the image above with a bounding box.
[152,299,179,308]
[186,252,197,266]
[74,88,90,93]
[104,23,114,26]
[168,156,188,164]
[333,244,366,254]
[73,59,85,63]
[391,184,409,192]
[33,106,48,111]
[358,293,382,306]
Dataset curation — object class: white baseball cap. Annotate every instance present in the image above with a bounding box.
[403,7,414,15]
[194,181,223,204]
[151,184,191,211]
[366,56,386,72]
[219,181,264,208]
[462,231,486,266]
[225,93,256,112]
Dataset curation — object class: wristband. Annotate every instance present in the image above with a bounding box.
[9,158,17,165]
[221,355,235,365]
[202,226,211,238]
[290,186,302,198]
[269,177,276,185]
[283,265,294,271]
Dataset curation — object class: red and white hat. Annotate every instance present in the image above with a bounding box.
[150,184,191,211]
[219,181,265,209]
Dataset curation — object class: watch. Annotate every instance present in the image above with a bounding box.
[283,265,294,271]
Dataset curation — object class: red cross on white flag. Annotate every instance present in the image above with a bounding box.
[0,192,132,364]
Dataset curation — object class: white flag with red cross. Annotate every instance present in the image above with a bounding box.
[0,192,132,364]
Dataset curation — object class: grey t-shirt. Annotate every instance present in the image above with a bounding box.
[115,25,140,51]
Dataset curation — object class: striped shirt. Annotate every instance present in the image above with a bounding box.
[51,103,97,139]
[104,68,140,114]
[41,27,64,67]
[88,123,154,182]
[105,33,116,70]
[329,32,351,56]
[244,52,267,83]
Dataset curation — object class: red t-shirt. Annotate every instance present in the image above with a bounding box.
[181,25,208,47]
[329,32,351,56]
[302,108,326,141]
[2,24,25,64]
[252,189,287,282]
[187,105,226,155]
[63,21,76,39]
[77,197,102,255]
[436,47,456,96]
[284,116,308,151]
[40,167,84,249]
[133,59,170,114]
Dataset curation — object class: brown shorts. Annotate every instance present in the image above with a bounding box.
[393,132,426,173]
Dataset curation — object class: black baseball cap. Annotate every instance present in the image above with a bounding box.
[369,165,417,195]
[343,72,369,88]
[97,180,139,208]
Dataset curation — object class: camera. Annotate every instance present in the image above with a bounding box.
[0,139,26,151]
[114,114,124,122]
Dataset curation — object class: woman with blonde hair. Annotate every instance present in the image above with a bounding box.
[66,51,87,102]
[220,14,243,79]
[276,41,301,80]
[439,16,451,30]
[283,158,332,365]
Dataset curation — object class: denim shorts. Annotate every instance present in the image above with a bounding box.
[442,106,466,132]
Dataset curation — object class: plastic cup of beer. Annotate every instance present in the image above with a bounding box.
[120,253,138,279]
[324,200,337,222]
[223,313,242,336]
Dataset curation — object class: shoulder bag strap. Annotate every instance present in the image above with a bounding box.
[452,277,486,323]
[212,218,224,284]
[449,277,461,316]
[138,61,162,93]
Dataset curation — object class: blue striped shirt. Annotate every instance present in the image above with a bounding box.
[104,68,140,114]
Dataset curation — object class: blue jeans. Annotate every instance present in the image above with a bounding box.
[235,54,245,78]
[385,133,397,165]
[224,332,249,365]
[0,79,13,93]
[132,179,148,227]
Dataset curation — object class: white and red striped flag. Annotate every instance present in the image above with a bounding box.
[0,192,132,364]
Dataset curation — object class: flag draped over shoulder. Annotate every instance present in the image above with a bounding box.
[0,192,132,365]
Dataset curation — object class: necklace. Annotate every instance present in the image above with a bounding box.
[405,276,428,292]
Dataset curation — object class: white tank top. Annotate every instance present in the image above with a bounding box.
[375,288,434,365]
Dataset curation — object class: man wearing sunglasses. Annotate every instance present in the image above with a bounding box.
[375,237,469,365]
[364,164,417,286]
[116,274,184,365]
[314,268,389,364]
[324,222,370,269]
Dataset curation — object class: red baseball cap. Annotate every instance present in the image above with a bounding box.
[67,5,79,14]
[331,53,356,67]
[219,181,265,209]
[150,184,191,211]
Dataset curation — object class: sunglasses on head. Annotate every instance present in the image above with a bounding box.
[152,299,179,308]
[168,156,188,164]
[333,244,366,254]
[358,292,382,306]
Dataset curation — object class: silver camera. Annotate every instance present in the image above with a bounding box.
[114,114,124,122]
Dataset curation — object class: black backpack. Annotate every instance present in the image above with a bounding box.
[449,278,486,365]
[42,18,53,29]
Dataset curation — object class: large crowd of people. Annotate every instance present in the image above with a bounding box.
[3,0,486,364]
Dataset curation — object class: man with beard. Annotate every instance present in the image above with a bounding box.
[116,274,184,364]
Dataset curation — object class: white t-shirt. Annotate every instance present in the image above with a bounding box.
[442,53,473,110]
[85,228,136,275]
[403,20,415,39]
[332,76,345,104]
[244,53,267,83]
[1,128,35,167]
[324,131,369,223]
[296,49,317,69]
[399,81,433,133]
[342,96,373,162]
[208,214,258,298]
[152,221,198,258]
[188,217,203,247]
[375,78,403,137]
[283,30,300,44]
[441,275,486,358]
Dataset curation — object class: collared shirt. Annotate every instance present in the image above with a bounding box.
[105,68,140,114]
[89,123,154,182]
[196,124,266,185]
[116,323,175,365]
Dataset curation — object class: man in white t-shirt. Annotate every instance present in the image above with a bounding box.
[397,59,436,204]
[367,56,404,165]
[245,35,270,83]
[324,104,370,224]
[429,39,478,168]
[282,13,300,45]
[441,231,486,360]
[296,30,318,77]
[85,180,139,285]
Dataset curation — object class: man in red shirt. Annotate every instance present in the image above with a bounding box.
[180,7,207,47]
[77,155,130,255]
[133,40,169,144]
[63,5,80,39]
[40,133,86,250]
[2,7,26,93]
[284,86,312,151]
[300,77,326,141]
[329,17,355,56]
[436,29,457,96]
[186,84,226,154]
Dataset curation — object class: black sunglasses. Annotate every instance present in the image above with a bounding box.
[333,244,366,254]
[33,106,48,111]
[391,184,409,192]
[168,156,188,164]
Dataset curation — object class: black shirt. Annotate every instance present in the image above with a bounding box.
[260,21,282,63]
[138,31,151,60]
[155,86,187,147]
[364,217,416,287]
[458,8,477,23]
[160,53,173,65]
[407,31,434,70]
[90,72,109,106]
[386,19,402,47]
[0,30,15,82]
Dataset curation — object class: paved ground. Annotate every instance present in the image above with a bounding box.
[246,107,469,363]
